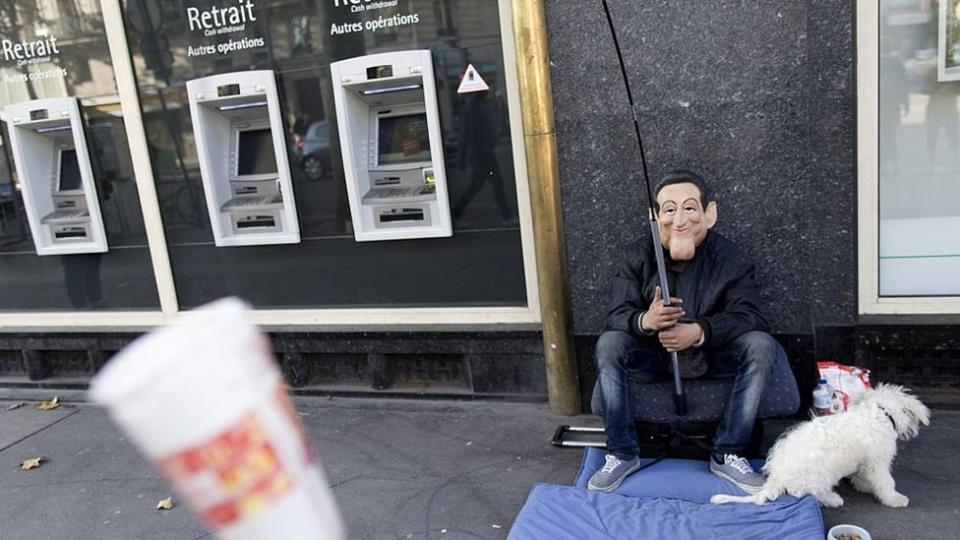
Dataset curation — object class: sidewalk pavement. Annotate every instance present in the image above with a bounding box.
[1,387,958,539]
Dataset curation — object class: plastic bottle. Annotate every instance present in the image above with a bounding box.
[812,378,834,416]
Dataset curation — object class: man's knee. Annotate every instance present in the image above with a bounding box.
[733,331,782,371]
[595,331,636,371]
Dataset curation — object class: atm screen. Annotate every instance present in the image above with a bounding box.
[377,113,430,166]
[237,128,278,176]
[57,149,83,192]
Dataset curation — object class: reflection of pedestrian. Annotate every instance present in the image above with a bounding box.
[291,15,313,55]
[289,113,310,153]
[292,113,310,139]
[452,91,513,224]
[924,74,959,171]
[62,253,104,308]
[880,39,908,174]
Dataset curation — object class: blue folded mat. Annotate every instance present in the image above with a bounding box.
[508,447,824,540]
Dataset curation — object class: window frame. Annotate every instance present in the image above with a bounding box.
[857,0,960,315]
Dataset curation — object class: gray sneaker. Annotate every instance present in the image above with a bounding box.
[710,454,765,494]
[587,454,642,492]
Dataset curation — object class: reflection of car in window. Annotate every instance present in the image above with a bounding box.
[294,121,331,180]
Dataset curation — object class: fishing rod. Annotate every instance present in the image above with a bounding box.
[600,0,686,415]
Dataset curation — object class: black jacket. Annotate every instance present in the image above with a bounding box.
[605,230,770,350]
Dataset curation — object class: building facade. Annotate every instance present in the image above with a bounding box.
[0,1,957,410]
[549,0,960,406]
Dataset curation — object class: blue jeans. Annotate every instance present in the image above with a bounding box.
[595,329,782,460]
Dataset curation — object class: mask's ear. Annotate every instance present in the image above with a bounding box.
[705,201,718,229]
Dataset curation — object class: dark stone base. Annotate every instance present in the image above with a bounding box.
[854,324,960,390]
[2,324,957,407]
[0,332,548,400]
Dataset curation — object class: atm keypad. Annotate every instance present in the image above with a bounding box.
[44,209,90,221]
[233,194,281,207]
[369,185,435,199]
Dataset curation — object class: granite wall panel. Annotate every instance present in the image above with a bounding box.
[545,0,856,335]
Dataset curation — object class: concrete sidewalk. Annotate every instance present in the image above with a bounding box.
[1,388,957,539]
[0,389,586,539]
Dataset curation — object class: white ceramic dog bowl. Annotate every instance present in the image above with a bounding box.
[827,524,872,540]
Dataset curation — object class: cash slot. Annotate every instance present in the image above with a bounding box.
[236,216,277,229]
[54,229,88,239]
[51,223,91,241]
[380,208,424,223]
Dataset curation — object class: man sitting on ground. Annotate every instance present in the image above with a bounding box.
[588,170,785,494]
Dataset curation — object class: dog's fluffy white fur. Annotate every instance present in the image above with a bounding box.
[711,383,930,507]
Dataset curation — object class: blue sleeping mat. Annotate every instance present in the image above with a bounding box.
[508,448,824,540]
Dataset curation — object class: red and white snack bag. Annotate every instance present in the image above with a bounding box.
[91,298,344,540]
[816,360,873,413]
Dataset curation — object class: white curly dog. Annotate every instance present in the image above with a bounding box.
[711,383,930,507]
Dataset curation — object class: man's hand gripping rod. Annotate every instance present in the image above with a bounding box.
[600,0,686,415]
[649,221,686,415]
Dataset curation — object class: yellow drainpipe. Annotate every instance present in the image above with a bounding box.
[511,0,581,415]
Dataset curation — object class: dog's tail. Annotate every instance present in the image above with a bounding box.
[710,482,783,505]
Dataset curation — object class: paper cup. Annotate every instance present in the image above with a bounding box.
[91,297,344,540]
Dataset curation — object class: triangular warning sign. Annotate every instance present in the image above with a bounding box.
[457,64,490,94]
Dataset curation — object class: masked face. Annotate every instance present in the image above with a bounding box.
[656,182,717,261]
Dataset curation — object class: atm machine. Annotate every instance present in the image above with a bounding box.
[331,50,453,242]
[4,97,108,255]
[186,70,300,246]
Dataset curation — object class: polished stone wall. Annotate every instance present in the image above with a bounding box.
[544,0,856,335]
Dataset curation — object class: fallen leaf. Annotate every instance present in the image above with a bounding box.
[20,457,44,470]
[156,497,174,510]
[36,396,60,411]
[5,401,24,411]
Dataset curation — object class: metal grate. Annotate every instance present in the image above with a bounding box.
[0,351,23,375]
[43,350,94,377]
[304,353,368,386]
[390,354,470,390]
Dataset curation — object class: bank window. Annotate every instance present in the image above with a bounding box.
[122,0,527,310]
[0,0,159,311]
[878,0,960,297]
